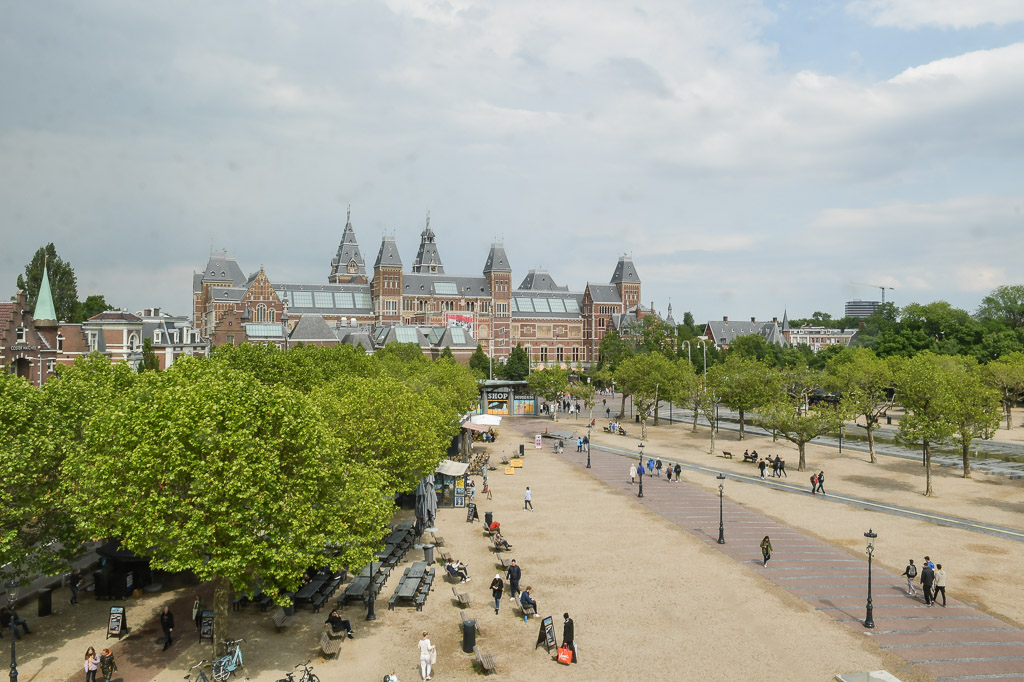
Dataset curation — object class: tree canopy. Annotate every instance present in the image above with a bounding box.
[17,243,80,322]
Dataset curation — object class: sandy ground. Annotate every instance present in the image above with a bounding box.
[14,412,1023,681]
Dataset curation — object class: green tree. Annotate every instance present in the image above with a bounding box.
[728,334,771,363]
[64,358,392,649]
[469,344,490,378]
[982,352,1024,429]
[976,284,1024,329]
[503,345,530,381]
[614,354,683,439]
[895,352,955,496]
[139,338,160,372]
[527,367,569,420]
[597,329,634,372]
[438,346,455,361]
[79,294,115,321]
[17,243,80,322]
[695,385,723,455]
[710,355,783,439]
[826,348,895,462]
[756,397,846,472]
[941,366,1001,478]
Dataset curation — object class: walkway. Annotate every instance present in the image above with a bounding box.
[531,425,1024,681]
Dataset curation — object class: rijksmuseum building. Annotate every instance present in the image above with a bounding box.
[193,211,659,365]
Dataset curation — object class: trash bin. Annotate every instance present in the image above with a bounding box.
[886,416,892,425]
[484,511,493,528]
[423,544,435,564]
[462,618,476,653]
[636,414,640,423]
[519,444,524,456]
[37,588,52,617]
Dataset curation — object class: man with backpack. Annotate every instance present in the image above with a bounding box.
[810,473,818,495]
[902,559,918,596]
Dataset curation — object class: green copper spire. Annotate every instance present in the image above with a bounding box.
[34,262,58,322]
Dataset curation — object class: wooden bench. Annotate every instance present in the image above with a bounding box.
[271,608,293,632]
[722,451,733,459]
[319,631,342,659]
[437,549,452,564]
[311,592,328,613]
[473,645,497,675]
[232,594,249,611]
[742,452,758,463]
[515,596,536,620]
[460,609,482,634]
[431,533,446,547]
[603,426,612,433]
[490,535,508,552]
[496,555,511,570]
[257,594,274,612]
[452,586,471,608]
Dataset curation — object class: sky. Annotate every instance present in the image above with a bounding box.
[2,0,1022,324]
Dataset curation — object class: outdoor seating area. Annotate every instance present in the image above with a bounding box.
[386,561,436,611]
[468,453,490,477]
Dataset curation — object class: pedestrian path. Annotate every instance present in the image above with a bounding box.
[533,427,1024,681]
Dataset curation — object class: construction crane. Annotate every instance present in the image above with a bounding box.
[855,282,894,304]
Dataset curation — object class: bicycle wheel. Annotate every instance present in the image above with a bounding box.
[211,661,231,681]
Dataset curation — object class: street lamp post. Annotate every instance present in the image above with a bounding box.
[839,423,844,454]
[366,562,379,621]
[637,442,645,498]
[863,529,877,629]
[716,474,726,544]
[586,423,592,469]
[7,581,18,682]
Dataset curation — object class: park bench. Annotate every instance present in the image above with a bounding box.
[722,451,733,459]
[515,595,536,620]
[437,549,452,564]
[318,631,342,660]
[257,594,274,612]
[742,452,758,463]
[473,645,497,675]
[311,592,328,613]
[460,609,482,634]
[232,594,249,611]
[490,535,509,553]
[271,608,293,632]
[431,533,446,547]
[618,427,628,436]
[496,555,511,570]
[452,585,471,608]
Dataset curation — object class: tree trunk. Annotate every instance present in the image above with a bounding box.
[924,439,933,496]
[738,408,745,440]
[213,574,231,656]
[866,424,877,464]
[641,415,648,441]
[1006,403,1013,430]
[709,422,716,456]
[691,401,699,432]
[654,401,660,426]
[961,438,972,479]
[620,394,627,420]
[797,442,806,471]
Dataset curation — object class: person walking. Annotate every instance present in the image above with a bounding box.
[902,559,918,596]
[99,648,117,682]
[506,559,522,601]
[418,631,436,681]
[191,594,204,631]
[758,458,767,479]
[562,612,578,663]
[810,473,818,495]
[577,437,583,452]
[771,457,780,478]
[0,606,31,638]
[760,536,773,567]
[674,463,682,482]
[646,458,654,476]
[629,465,636,485]
[815,471,826,495]
[655,459,662,477]
[921,561,935,606]
[933,564,947,607]
[69,568,82,605]
[84,646,100,682]
[666,466,672,482]
[490,574,504,614]
[160,605,175,650]
[778,457,787,477]
[524,486,533,511]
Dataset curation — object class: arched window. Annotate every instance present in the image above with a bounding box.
[128,333,139,351]
[256,304,267,322]
[268,309,276,322]
[348,260,358,274]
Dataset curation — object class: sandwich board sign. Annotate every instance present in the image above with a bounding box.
[106,606,126,639]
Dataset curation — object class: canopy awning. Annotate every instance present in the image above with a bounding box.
[435,460,470,477]
[470,414,502,426]
[461,421,489,433]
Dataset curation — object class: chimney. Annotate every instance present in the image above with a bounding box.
[723,316,728,323]
[751,316,756,324]
[772,317,778,324]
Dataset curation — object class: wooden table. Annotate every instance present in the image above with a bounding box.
[294,578,325,602]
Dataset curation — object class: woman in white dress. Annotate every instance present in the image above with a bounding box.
[418,631,436,680]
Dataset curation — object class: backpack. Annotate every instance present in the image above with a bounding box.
[811,475,817,485]
[907,564,917,578]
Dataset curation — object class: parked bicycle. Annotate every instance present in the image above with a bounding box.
[276,660,320,682]
[185,660,211,682]
[212,639,245,680]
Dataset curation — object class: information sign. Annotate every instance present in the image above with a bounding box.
[465,502,479,523]
[536,615,556,651]
[106,606,126,639]
[535,435,542,449]
[199,609,214,642]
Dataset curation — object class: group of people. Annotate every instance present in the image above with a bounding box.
[575,435,590,452]
[809,470,826,495]
[83,646,118,682]
[607,420,626,434]
[745,451,788,479]
[445,558,471,583]
[630,461,682,483]
[902,556,948,606]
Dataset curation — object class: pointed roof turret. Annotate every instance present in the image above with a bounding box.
[665,303,677,327]
[610,255,640,284]
[483,242,512,274]
[374,234,403,268]
[411,212,445,274]
[329,206,367,282]
[33,262,58,325]
[781,310,790,332]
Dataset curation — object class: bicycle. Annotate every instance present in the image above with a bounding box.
[211,639,245,680]
[276,660,320,682]
[185,660,211,682]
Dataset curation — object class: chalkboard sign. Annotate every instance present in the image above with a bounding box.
[199,609,214,642]
[106,606,126,640]
[535,615,556,651]
[465,502,479,523]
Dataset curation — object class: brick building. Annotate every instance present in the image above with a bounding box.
[192,211,647,366]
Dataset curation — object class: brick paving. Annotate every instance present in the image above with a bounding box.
[535,429,1024,681]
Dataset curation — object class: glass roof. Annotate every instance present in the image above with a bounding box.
[335,292,354,308]
[451,328,466,344]
[433,282,458,296]
[548,298,566,313]
[395,327,419,344]
[291,291,313,308]
[245,324,283,337]
[355,293,372,308]
[516,297,534,312]
[533,298,550,313]
[565,298,579,313]
[314,292,333,308]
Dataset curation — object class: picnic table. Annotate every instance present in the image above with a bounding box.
[408,561,428,580]
[337,576,370,608]
[294,578,325,603]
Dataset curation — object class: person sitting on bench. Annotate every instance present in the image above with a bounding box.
[520,586,537,611]
[325,609,354,639]
[494,532,512,550]
[446,560,471,582]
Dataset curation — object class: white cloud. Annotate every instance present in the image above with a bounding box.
[847,0,1024,29]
